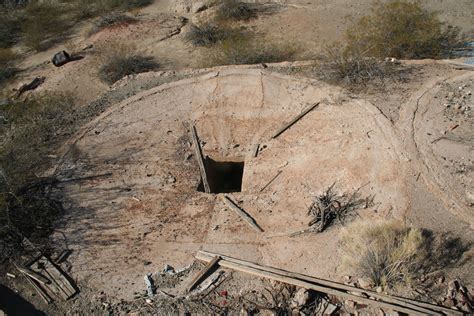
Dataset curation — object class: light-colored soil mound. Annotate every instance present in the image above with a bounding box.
[52,67,472,301]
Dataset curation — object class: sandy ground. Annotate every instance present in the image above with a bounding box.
[43,66,472,308]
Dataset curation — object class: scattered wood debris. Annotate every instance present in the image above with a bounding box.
[187,256,221,292]
[271,102,320,139]
[222,195,264,232]
[291,183,371,236]
[196,250,463,316]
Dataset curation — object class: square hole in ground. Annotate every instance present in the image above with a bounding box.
[197,158,244,193]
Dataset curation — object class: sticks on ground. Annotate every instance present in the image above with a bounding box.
[292,184,372,236]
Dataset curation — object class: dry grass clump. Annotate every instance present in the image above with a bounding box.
[209,36,297,65]
[98,45,159,84]
[90,13,137,34]
[216,0,255,21]
[185,23,240,47]
[346,0,465,59]
[0,9,23,48]
[340,220,427,288]
[0,48,18,87]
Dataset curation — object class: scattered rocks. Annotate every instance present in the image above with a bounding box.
[290,288,311,308]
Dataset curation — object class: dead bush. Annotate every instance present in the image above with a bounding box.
[98,45,159,84]
[0,48,18,87]
[345,0,466,59]
[22,1,71,51]
[90,13,136,34]
[185,22,241,47]
[209,36,297,65]
[0,9,23,48]
[217,0,255,21]
[317,44,397,86]
[340,220,469,289]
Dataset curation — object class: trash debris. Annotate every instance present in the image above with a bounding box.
[15,76,45,97]
[52,50,71,67]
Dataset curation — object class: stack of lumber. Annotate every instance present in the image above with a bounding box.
[196,250,462,316]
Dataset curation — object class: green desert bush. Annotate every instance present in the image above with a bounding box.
[346,0,465,59]
[217,0,254,21]
[340,220,428,288]
[98,45,159,84]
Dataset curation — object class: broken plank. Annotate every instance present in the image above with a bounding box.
[187,256,221,292]
[222,195,263,232]
[196,251,451,316]
[191,125,211,193]
[271,102,320,139]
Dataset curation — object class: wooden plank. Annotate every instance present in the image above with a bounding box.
[16,267,50,285]
[259,170,282,192]
[253,144,260,158]
[24,275,53,304]
[187,256,221,292]
[191,125,211,193]
[203,252,457,315]
[271,102,320,139]
[196,251,454,316]
[222,195,264,232]
[29,256,77,300]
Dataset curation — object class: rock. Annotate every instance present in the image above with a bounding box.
[344,300,356,309]
[343,275,352,284]
[322,300,338,315]
[437,275,445,284]
[357,278,373,289]
[52,50,71,67]
[444,297,456,308]
[291,288,311,308]
[192,1,208,13]
[376,286,383,293]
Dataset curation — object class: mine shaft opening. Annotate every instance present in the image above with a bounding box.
[197,158,245,193]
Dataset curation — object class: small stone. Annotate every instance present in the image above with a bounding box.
[437,275,445,284]
[357,278,373,289]
[345,300,356,309]
[376,286,383,293]
[291,288,311,308]
[444,297,456,308]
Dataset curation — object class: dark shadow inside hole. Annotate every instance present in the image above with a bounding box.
[197,158,244,193]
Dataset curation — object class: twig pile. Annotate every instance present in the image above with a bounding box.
[292,184,372,237]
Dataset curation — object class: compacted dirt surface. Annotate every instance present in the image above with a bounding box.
[1,0,473,315]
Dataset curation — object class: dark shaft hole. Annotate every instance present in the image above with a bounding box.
[197,158,244,193]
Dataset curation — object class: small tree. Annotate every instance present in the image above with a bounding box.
[345,0,465,59]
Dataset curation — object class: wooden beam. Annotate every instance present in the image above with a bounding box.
[222,195,263,232]
[187,256,221,292]
[16,267,50,285]
[24,275,53,304]
[191,125,211,193]
[271,102,320,139]
[196,251,457,316]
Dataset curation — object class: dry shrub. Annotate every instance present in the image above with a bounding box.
[346,0,465,59]
[318,44,397,86]
[185,22,241,47]
[217,0,255,21]
[22,1,71,51]
[209,36,297,65]
[98,45,159,84]
[0,48,18,87]
[340,220,469,289]
[90,13,137,34]
[341,220,428,288]
[0,9,23,48]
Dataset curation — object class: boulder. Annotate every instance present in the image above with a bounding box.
[52,50,71,67]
